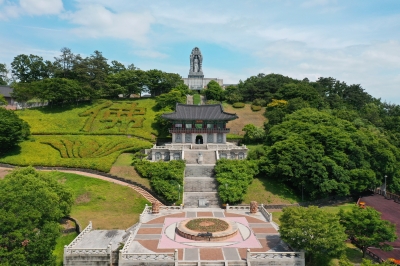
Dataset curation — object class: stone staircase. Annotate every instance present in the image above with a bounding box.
[183,165,220,208]
[184,150,217,165]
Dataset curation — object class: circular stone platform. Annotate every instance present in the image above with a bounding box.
[176,218,238,241]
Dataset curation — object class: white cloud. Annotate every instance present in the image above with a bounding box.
[0,0,63,19]
[20,0,63,15]
[62,4,154,44]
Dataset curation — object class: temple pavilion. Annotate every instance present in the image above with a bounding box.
[147,103,247,162]
[162,103,238,144]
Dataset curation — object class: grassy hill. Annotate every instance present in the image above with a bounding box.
[0,98,158,172]
[223,103,266,137]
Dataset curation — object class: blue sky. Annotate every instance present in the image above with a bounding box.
[1,0,400,103]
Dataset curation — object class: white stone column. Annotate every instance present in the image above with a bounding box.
[223,133,227,144]
[182,133,186,143]
[172,133,175,143]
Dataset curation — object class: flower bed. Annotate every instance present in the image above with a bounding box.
[185,218,229,232]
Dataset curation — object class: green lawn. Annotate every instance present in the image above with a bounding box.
[0,135,152,172]
[47,171,150,229]
[109,153,152,189]
[243,177,300,205]
[53,232,77,266]
[193,94,201,105]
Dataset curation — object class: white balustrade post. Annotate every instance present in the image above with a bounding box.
[246,249,251,261]
[226,203,229,213]
[174,249,179,266]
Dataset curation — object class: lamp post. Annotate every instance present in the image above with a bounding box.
[384,175,387,197]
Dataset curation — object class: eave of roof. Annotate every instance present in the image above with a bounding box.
[161,103,238,121]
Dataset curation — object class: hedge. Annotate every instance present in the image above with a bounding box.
[251,105,262,111]
[232,102,245,108]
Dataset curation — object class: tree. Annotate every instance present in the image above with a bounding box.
[339,206,397,258]
[110,60,126,74]
[53,47,76,79]
[73,51,110,99]
[32,78,87,104]
[279,206,347,265]
[107,69,147,98]
[261,108,400,199]
[0,167,73,265]
[205,80,224,101]
[146,69,183,96]
[0,95,6,105]
[0,108,30,153]
[156,89,186,110]
[224,85,243,104]
[215,159,259,204]
[242,124,265,144]
[0,63,11,85]
[11,54,52,83]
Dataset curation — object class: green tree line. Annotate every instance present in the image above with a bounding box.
[2,48,183,105]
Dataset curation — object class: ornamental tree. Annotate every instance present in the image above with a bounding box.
[339,205,397,258]
[0,108,30,153]
[0,167,73,265]
[279,206,347,265]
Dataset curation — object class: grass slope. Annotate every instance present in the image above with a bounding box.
[223,103,266,137]
[48,171,149,229]
[243,177,300,205]
[0,135,152,172]
[16,98,159,140]
[109,153,151,189]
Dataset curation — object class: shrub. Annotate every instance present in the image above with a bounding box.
[232,102,245,108]
[252,98,267,107]
[133,159,185,203]
[215,159,259,204]
[206,100,220,105]
[251,105,262,111]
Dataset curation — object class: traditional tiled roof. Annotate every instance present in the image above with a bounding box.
[162,103,238,121]
[0,86,12,98]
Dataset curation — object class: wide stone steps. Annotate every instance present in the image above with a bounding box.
[184,178,218,192]
[184,150,216,164]
[185,165,215,177]
[183,192,220,208]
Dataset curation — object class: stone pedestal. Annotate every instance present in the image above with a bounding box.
[250,201,258,214]
[152,201,160,214]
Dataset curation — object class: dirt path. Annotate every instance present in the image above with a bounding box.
[0,167,164,206]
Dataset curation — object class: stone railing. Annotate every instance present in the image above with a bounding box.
[120,252,175,261]
[259,204,273,222]
[207,144,247,150]
[159,205,184,211]
[225,204,272,222]
[247,249,305,266]
[66,221,92,248]
[121,224,141,255]
[374,188,400,202]
[64,247,109,255]
[169,128,230,134]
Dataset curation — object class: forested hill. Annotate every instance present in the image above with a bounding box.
[234,73,400,200]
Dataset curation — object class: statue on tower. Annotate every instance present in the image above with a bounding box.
[189,47,204,77]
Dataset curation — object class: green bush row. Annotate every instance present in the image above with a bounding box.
[133,159,185,203]
[215,159,259,204]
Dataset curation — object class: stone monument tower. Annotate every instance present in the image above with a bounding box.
[182,47,223,91]
[189,47,204,78]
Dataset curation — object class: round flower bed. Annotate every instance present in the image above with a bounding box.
[185,218,229,232]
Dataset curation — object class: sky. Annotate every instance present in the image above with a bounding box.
[1,0,400,103]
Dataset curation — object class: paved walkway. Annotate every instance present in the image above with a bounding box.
[126,209,285,261]
[0,167,164,206]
